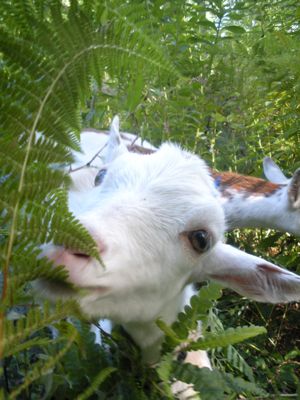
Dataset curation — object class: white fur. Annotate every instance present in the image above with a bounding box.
[263,157,289,184]
[70,126,155,191]
[40,117,300,367]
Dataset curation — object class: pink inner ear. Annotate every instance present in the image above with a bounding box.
[209,261,300,303]
[288,168,300,208]
[209,272,263,297]
[257,263,287,275]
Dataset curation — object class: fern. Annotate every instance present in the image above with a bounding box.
[75,367,117,400]
[173,363,227,400]
[156,354,174,399]
[3,301,78,358]
[8,322,79,400]
[186,326,266,351]
[172,362,267,399]
[157,285,267,398]
[174,283,223,338]
[157,283,224,350]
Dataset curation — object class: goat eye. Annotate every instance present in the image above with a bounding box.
[187,230,210,253]
[94,169,107,186]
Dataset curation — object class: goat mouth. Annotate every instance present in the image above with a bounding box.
[36,278,78,297]
[36,278,110,298]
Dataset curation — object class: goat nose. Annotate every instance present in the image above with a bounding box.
[75,218,107,255]
[69,238,107,259]
[70,250,91,259]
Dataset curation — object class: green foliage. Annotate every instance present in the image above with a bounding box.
[155,283,268,398]
[186,325,266,352]
[174,283,224,338]
[172,363,267,399]
[1,0,299,398]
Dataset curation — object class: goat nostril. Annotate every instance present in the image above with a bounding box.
[70,250,91,259]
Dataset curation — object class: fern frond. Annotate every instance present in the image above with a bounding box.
[3,301,77,357]
[4,337,54,358]
[76,367,117,400]
[172,362,267,399]
[9,255,68,291]
[156,319,182,347]
[21,167,69,202]
[207,310,255,382]
[29,135,75,165]
[220,371,267,397]
[186,326,266,351]
[173,283,223,340]
[224,345,254,382]
[18,190,100,258]
[173,362,226,400]
[8,322,79,400]
[156,354,174,399]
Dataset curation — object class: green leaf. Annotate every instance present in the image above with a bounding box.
[220,371,266,397]
[76,367,117,400]
[225,345,254,382]
[156,354,174,398]
[173,363,226,400]
[173,363,266,398]
[187,326,267,351]
[172,283,223,340]
[223,25,246,34]
[198,19,217,31]
[156,319,182,345]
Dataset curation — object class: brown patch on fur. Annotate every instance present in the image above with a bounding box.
[128,144,154,154]
[82,129,155,154]
[212,171,282,197]
[82,128,108,134]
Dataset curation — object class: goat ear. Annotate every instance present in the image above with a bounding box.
[191,243,300,303]
[288,168,300,209]
[263,157,289,184]
[104,116,128,163]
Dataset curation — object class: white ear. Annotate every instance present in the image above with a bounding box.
[191,242,300,303]
[104,116,128,163]
[263,157,289,184]
[288,168,300,209]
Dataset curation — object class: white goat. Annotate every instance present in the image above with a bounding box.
[40,117,300,373]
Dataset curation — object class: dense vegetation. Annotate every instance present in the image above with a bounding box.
[0,0,299,398]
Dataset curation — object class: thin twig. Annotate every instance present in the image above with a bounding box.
[69,143,108,173]
[129,135,139,147]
